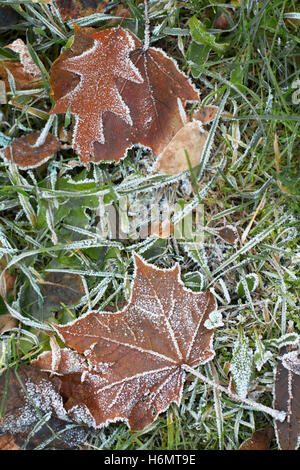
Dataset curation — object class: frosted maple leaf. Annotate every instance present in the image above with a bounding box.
[49,26,201,165]
[34,254,216,430]
[50,26,143,164]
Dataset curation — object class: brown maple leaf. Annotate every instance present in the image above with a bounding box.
[49,26,200,165]
[34,254,216,431]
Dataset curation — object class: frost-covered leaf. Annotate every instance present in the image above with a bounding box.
[237,273,259,298]
[0,39,42,90]
[49,26,201,165]
[0,132,60,169]
[204,309,224,330]
[189,16,228,54]
[34,253,216,431]
[230,332,253,399]
[55,0,107,20]
[266,333,299,349]
[0,364,90,450]
[0,433,21,450]
[274,347,300,450]
[254,338,273,371]
[6,39,41,78]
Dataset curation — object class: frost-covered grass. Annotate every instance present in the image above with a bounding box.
[0,0,299,450]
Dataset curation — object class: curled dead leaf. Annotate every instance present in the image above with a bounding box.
[215,225,239,246]
[0,132,60,169]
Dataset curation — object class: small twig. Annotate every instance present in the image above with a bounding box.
[143,0,150,51]
[182,364,286,422]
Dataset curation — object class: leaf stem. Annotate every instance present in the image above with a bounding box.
[143,0,150,51]
[182,364,286,422]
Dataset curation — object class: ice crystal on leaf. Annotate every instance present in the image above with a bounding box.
[230,333,253,399]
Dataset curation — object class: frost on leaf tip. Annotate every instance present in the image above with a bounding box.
[34,254,216,431]
[49,26,200,166]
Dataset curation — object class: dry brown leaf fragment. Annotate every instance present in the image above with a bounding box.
[0,132,60,169]
[6,39,41,77]
[0,314,17,335]
[55,0,108,20]
[0,364,62,434]
[0,364,90,450]
[34,254,216,431]
[215,225,239,246]
[0,257,17,299]
[0,39,42,91]
[214,9,233,30]
[0,62,41,91]
[0,433,21,450]
[49,26,200,165]
[40,272,85,306]
[190,105,219,125]
[154,121,208,175]
[274,347,300,450]
[239,426,275,450]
